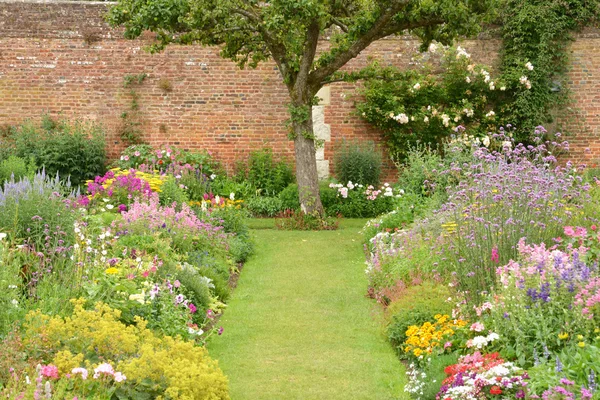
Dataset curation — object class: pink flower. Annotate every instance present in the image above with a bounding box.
[174,280,181,288]
[40,365,59,379]
[564,226,576,236]
[189,303,197,313]
[491,246,499,263]
[470,322,485,332]
[134,151,141,157]
[444,341,452,349]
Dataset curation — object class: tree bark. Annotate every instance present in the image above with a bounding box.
[292,111,324,216]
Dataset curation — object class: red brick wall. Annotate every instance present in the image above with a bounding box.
[0,1,597,181]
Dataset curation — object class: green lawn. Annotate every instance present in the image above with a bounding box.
[207,219,407,400]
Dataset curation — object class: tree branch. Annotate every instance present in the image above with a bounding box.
[331,17,349,33]
[308,3,409,86]
[294,19,321,96]
[310,6,445,86]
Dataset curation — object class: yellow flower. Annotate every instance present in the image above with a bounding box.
[578,341,586,348]
[558,333,569,340]
[595,328,600,334]
[105,267,119,275]
[577,335,584,340]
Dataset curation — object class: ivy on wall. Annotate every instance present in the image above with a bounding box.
[498,0,600,139]
[355,0,600,152]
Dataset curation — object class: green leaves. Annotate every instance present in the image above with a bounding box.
[499,0,600,140]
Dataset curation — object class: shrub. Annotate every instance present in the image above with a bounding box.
[0,156,36,185]
[334,140,382,186]
[245,196,284,217]
[279,183,301,211]
[211,176,255,200]
[326,182,401,218]
[239,148,294,196]
[386,282,452,356]
[16,299,229,399]
[4,116,107,188]
[159,176,189,206]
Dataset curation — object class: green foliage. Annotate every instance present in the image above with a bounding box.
[334,140,382,186]
[356,46,505,156]
[386,282,452,357]
[278,184,301,211]
[244,196,284,217]
[211,175,255,200]
[2,116,106,188]
[0,156,36,185]
[238,148,294,197]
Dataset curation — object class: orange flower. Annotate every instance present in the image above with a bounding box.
[490,386,502,395]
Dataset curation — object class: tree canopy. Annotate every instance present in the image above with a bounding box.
[108,0,496,214]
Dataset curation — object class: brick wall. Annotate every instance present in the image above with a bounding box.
[0,0,598,182]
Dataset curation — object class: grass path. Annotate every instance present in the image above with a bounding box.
[207,219,407,400]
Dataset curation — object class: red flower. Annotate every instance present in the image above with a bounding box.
[490,386,502,395]
[592,225,597,231]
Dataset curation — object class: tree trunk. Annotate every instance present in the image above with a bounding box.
[293,112,324,216]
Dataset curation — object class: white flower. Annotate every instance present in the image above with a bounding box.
[413,82,421,90]
[229,192,235,201]
[423,116,429,123]
[482,136,491,147]
[456,46,471,59]
[441,114,450,127]
[102,198,110,203]
[114,372,127,382]
[0,233,6,240]
[394,113,410,124]
[486,110,496,118]
[428,43,438,53]
[500,86,506,91]
[11,299,18,307]
[520,75,529,85]
[463,108,474,117]
[210,174,216,180]
[8,285,17,289]
[465,76,471,83]
[525,62,534,71]
[489,82,495,90]
[106,204,114,210]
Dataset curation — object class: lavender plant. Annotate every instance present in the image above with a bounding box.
[0,170,76,249]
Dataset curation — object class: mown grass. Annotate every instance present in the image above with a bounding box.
[208,219,407,400]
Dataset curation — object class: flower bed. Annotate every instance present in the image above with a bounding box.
[0,150,252,398]
[363,130,600,399]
